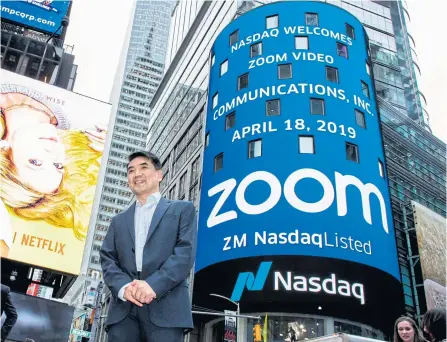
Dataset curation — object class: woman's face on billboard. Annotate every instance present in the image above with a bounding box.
[10,122,66,194]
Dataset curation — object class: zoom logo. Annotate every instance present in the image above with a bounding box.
[230,262,272,301]
[231,262,366,304]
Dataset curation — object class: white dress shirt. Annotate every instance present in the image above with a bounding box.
[118,192,161,301]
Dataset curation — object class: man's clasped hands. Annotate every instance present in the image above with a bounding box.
[124,280,157,307]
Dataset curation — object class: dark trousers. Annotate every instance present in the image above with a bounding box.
[1,294,18,341]
[107,305,183,342]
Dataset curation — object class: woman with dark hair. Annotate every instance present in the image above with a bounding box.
[394,316,425,342]
[422,309,446,342]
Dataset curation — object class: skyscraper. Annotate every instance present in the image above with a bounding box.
[146,0,445,339]
[65,1,174,311]
[81,0,174,280]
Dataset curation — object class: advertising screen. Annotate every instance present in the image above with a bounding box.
[194,1,402,333]
[0,0,70,35]
[412,201,446,311]
[0,70,112,275]
[1,291,74,342]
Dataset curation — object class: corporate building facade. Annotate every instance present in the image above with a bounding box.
[145,1,446,341]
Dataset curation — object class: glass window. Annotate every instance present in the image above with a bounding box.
[169,185,177,200]
[205,132,209,148]
[278,64,292,79]
[379,160,385,178]
[310,98,325,115]
[366,62,371,75]
[212,93,218,109]
[250,42,262,58]
[179,172,187,198]
[306,13,318,26]
[229,30,239,46]
[225,112,236,130]
[266,15,278,29]
[266,99,280,116]
[299,136,315,154]
[346,23,355,39]
[248,139,262,158]
[346,143,359,163]
[25,55,42,79]
[220,59,228,76]
[361,81,370,98]
[337,42,348,58]
[326,66,339,83]
[3,50,21,72]
[214,153,223,172]
[295,36,309,50]
[237,73,249,90]
[355,109,366,128]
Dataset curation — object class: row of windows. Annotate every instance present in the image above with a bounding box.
[228,13,355,46]
[112,133,144,147]
[97,214,112,223]
[220,38,350,79]
[212,138,385,177]
[105,176,128,188]
[165,155,202,203]
[111,143,136,153]
[209,100,367,140]
[213,78,369,107]
[117,110,149,124]
[388,178,446,216]
[115,123,146,140]
[106,167,127,178]
[96,224,108,232]
[116,118,147,131]
[108,158,126,168]
[173,128,202,175]
[123,80,157,92]
[221,65,370,99]
[103,185,132,198]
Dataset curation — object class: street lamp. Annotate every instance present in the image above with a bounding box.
[209,293,240,316]
[210,293,241,341]
[37,16,70,81]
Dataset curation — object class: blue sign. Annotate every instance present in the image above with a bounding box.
[196,1,400,280]
[1,0,70,35]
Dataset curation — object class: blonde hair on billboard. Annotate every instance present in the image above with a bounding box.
[0,129,102,240]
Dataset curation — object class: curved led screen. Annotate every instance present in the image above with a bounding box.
[193,1,403,334]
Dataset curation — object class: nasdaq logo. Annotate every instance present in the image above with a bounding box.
[230,262,272,301]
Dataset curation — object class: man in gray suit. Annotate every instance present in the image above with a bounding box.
[100,151,197,341]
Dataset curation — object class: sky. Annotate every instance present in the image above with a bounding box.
[64,0,446,143]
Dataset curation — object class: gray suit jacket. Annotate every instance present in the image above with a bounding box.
[100,197,197,329]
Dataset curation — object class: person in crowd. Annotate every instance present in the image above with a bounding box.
[422,309,446,342]
[394,316,425,342]
[100,151,197,341]
[0,86,106,244]
[1,284,18,342]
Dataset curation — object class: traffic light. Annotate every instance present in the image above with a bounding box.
[253,323,262,342]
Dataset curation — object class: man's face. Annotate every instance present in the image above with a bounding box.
[127,156,162,197]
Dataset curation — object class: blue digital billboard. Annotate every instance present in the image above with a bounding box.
[193,1,403,333]
[1,0,70,35]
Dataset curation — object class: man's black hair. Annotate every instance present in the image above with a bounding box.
[422,309,446,342]
[128,151,162,170]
